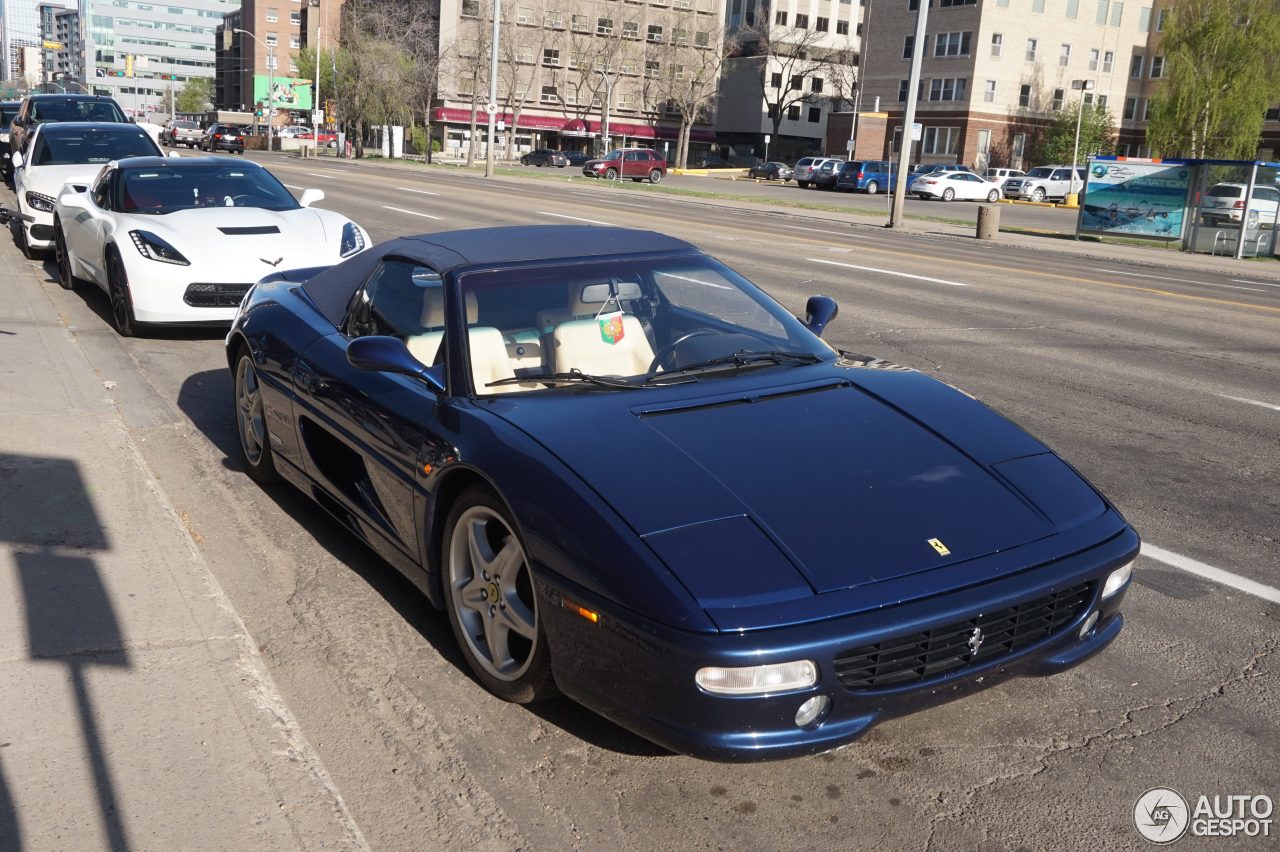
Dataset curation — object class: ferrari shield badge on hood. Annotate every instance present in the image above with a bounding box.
[598,310,625,345]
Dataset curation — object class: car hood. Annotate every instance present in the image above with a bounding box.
[491,370,1107,610]
[24,164,101,196]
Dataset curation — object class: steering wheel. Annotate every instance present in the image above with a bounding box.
[648,329,719,373]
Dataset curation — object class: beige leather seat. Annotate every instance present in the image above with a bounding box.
[404,287,533,395]
[537,282,601,333]
[551,315,654,377]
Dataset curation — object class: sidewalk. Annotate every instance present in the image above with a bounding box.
[0,252,367,849]
[283,150,1280,283]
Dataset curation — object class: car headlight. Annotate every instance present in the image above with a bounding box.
[25,191,56,213]
[695,660,817,696]
[339,221,365,257]
[129,229,191,265]
[1101,560,1134,599]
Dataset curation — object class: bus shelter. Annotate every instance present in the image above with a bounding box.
[1076,156,1280,260]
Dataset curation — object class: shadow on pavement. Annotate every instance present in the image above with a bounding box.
[0,453,132,851]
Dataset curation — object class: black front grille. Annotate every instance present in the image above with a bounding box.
[184,282,252,307]
[834,582,1093,691]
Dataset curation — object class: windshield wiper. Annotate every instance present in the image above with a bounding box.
[487,369,664,390]
[645,350,823,383]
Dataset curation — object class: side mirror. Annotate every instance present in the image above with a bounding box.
[802,295,839,337]
[168,151,181,158]
[347,335,446,393]
[299,188,324,207]
[57,189,88,210]
[10,151,22,169]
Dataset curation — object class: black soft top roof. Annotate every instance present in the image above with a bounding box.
[303,225,699,327]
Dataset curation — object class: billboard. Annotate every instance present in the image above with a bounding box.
[253,75,313,110]
[1078,159,1192,240]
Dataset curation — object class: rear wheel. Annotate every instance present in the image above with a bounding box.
[941,188,955,202]
[234,348,280,484]
[797,181,810,189]
[442,486,557,704]
[648,168,663,184]
[865,180,879,195]
[107,250,138,337]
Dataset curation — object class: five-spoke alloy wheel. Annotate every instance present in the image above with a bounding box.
[234,350,279,484]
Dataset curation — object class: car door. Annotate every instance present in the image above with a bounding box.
[622,150,643,178]
[63,164,116,284]
[290,256,454,567]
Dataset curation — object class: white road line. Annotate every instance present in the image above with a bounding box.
[1215,393,1280,412]
[1232,279,1280,289]
[1094,267,1264,293]
[396,187,439,196]
[537,211,614,226]
[282,183,305,190]
[1143,545,1280,605]
[306,172,337,180]
[776,223,862,239]
[381,205,440,220]
[809,257,967,286]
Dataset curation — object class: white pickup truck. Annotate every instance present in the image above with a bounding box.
[162,119,203,148]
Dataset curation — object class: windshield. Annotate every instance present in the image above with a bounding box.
[1026,167,1055,178]
[31,128,158,165]
[173,121,197,129]
[0,108,17,130]
[1207,185,1242,198]
[118,163,300,213]
[30,98,128,123]
[453,254,835,395]
[601,149,623,160]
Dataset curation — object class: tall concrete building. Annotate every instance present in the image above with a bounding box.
[215,0,337,120]
[38,2,82,87]
[2,0,42,84]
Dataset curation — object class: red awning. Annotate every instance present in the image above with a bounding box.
[433,108,715,143]
[431,107,570,131]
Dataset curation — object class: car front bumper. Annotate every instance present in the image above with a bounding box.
[539,523,1139,762]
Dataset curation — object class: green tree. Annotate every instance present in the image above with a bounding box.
[176,76,212,113]
[1147,0,1280,158]
[1030,101,1114,165]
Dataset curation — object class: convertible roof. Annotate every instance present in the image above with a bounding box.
[302,225,699,328]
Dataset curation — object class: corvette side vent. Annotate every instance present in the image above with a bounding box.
[218,226,281,235]
[833,582,1092,690]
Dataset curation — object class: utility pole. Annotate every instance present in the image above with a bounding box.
[595,68,615,155]
[889,0,928,228]
[315,24,322,133]
[485,0,502,177]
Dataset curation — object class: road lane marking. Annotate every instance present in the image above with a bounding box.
[775,223,863,239]
[1143,545,1280,605]
[1232,279,1280,289]
[396,187,439,196]
[1215,393,1280,411]
[809,257,967,286]
[283,184,305,190]
[381,205,440,220]
[537,211,614,225]
[306,172,337,179]
[1094,268,1265,293]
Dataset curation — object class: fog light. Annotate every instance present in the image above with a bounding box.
[1079,610,1100,638]
[795,695,831,728]
[1102,561,1134,599]
[695,660,817,696]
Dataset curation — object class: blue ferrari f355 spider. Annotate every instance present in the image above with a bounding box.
[226,225,1139,761]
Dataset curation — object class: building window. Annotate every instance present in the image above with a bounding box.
[571,14,589,31]
[1123,97,1136,119]
[1267,106,1280,121]
[1032,0,1045,11]
[516,6,535,24]
[645,60,660,77]
[289,11,300,25]
[597,18,613,34]
[1157,7,1169,30]
[898,79,909,102]
[775,10,787,24]
[290,35,300,48]
[928,78,967,101]
[1142,98,1150,120]
[812,77,824,93]
[647,24,663,42]
[265,32,278,46]
[795,13,809,28]
[787,104,800,120]
[623,21,639,38]
[767,104,779,119]
[695,30,709,46]
[934,32,972,57]
[1130,54,1143,78]
[984,79,996,102]
[815,16,829,31]
[1110,1,1124,26]
[902,35,914,59]
[543,48,559,66]
[771,72,782,88]
[991,33,1003,57]
[516,46,534,63]
[1115,143,1129,156]
[1139,5,1151,30]
[938,0,975,6]
[836,20,849,34]
[1150,55,1164,78]
[791,76,803,91]
[1103,50,1114,73]
[1060,43,1071,67]
[807,106,821,122]
[1019,84,1031,107]
[1052,87,1064,109]
[1089,48,1099,70]
[1098,94,1108,108]
[1026,38,1038,62]
[545,10,564,27]
[922,127,959,155]
[1066,0,1079,18]
[1096,0,1109,25]
[266,7,278,23]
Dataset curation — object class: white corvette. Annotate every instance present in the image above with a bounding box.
[53,156,370,336]
[12,121,162,257]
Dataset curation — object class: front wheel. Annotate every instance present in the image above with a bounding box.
[54,218,77,290]
[442,486,557,704]
[234,349,280,484]
[604,167,618,180]
[107,250,138,337]
[1031,187,1046,202]
[941,188,955,202]
[865,180,879,195]
[648,168,663,184]
[986,189,1000,203]
[797,181,810,189]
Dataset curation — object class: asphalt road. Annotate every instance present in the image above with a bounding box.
[7,153,1277,850]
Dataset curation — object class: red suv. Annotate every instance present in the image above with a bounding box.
[581,148,666,183]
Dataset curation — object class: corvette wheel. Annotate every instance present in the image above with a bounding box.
[54,219,76,290]
[107,251,138,337]
[443,487,556,704]
[234,350,279,484]
[605,167,618,180]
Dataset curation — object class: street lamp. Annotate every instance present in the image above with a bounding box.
[234,28,274,148]
[1070,78,1096,199]
[485,0,502,177]
[595,68,615,155]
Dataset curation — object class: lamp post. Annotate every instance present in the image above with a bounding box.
[595,68,615,155]
[1070,78,1096,199]
[485,0,502,177]
[234,28,274,148]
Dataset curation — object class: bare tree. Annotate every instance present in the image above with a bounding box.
[645,11,735,167]
[737,19,851,144]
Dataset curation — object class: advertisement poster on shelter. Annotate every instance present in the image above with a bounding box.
[1078,159,1192,240]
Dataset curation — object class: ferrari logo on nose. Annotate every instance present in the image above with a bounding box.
[928,538,951,556]
[260,257,284,267]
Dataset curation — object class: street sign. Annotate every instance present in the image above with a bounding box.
[911,122,922,141]
[311,110,323,124]
[846,140,855,152]
[764,134,771,143]
[485,102,498,115]
[42,40,63,50]
[497,120,506,132]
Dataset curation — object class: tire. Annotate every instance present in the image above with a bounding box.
[797,181,810,189]
[942,188,955,202]
[604,167,618,180]
[442,486,557,704]
[986,189,1000,203]
[233,348,280,484]
[521,157,529,166]
[865,180,879,195]
[16,222,33,259]
[1031,187,1046,203]
[107,249,138,337]
[54,218,77,291]
[648,168,663,184]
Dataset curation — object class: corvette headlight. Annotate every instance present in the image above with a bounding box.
[25,191,55,213]
[339,221,365,257]
[130,229,191,265]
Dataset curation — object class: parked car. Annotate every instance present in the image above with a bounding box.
[198,124,245,154]
[985,167,1026,184]
[277,125,312,139]
[6,121,163,258]
[697,156,735,169]
[581,148,666,183]
[1003,165,1087,202]
[0,100,21,183]
[9,94,129,165]
[912,170,1005,202]
[224,222,1139,761]
[297,129,338,147]
[162,119,203,148]
[563,150,591,166]
[834,160,900,194]
[1198,183,1280,230]
[905,163,975,191]
[53,156,369,336]
[811,158,847,190]
[521,148,569,168]
[793,157,843,189]
[749,161,793,181]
